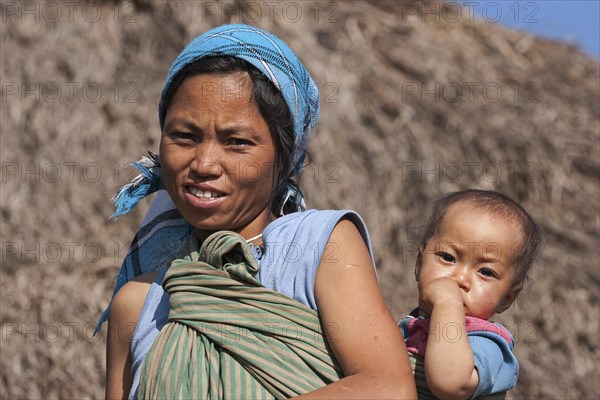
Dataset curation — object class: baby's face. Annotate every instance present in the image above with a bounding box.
[417,201,522,320]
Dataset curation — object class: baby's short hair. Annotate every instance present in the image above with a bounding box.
[416,189,543,288]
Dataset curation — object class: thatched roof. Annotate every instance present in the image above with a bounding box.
[1,1,598,397]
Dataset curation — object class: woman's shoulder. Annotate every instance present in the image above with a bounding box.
[265,209,367,236]
[263,208,373,259]
[280,208,362,219]
[256,209,375,310]
[284,208,372,247]
[109,272,159,325]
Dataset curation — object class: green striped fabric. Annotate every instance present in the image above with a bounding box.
[409,353,507,400]
[139,231,342,399]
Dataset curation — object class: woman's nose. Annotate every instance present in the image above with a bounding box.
[190,143,223,178]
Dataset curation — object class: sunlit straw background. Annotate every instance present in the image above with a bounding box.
[1,1,598,398]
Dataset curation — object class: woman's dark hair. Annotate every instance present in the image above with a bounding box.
[161,56,302,216]
[415,189,543,288]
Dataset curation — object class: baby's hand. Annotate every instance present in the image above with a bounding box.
[420,277,464,315]
[420,278,477,399]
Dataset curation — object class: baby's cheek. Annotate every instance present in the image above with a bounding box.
[421,266,448,283]
[475,291,498,319]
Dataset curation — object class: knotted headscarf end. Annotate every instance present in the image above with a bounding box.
[111,152,162,218]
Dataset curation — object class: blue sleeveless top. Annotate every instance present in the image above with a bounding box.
[128,209,375,399]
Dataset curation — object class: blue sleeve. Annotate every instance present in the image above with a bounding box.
[96,190,192,333]
[257,209,375,311]
[469,330,519,398]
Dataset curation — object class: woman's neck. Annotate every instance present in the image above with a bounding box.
[194,209,277,243]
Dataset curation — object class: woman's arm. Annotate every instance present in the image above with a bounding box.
[296,219,417,399]
[105,272,157,400]
[421,277,479,399]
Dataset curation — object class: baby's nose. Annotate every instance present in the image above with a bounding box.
[453,267,471,291]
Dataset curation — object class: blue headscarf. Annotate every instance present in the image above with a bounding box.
[112,24,320,217]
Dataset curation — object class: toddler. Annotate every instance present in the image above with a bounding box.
[399,189,542,399]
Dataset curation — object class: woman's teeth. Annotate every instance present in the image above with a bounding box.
[189,187,223,199]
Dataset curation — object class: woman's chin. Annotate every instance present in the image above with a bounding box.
[187,218,228,235]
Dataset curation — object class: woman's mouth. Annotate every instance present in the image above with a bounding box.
[184,186,227,209]
[188,186,225,199]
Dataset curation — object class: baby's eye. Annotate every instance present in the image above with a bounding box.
[437,252,455,263]
[479,268,497,278]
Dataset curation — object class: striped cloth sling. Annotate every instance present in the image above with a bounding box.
[139,231,342,399]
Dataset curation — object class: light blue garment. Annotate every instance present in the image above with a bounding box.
[399,315,519,398]
[128,209,375,399]
[470,329,519,398]
[96,191,192,333]
[100,24,322,330]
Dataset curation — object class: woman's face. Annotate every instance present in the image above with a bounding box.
[160,72,278,239]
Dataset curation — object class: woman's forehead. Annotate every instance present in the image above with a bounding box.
[169,73,255,108]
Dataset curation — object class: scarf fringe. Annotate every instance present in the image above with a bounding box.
[111,152,162,219]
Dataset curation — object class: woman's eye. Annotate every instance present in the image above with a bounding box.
[169,132,194,141]
[229,138,252,146]
[437,252,455,263]
[479,268,497,278]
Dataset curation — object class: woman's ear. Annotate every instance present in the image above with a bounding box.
[497,283,523,314]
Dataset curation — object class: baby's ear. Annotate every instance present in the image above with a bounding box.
[415,245,425,281]
[497,283,523,314]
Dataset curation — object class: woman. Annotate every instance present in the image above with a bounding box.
[103,24,416,399]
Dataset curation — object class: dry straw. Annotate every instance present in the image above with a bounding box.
[1,1,598,398]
